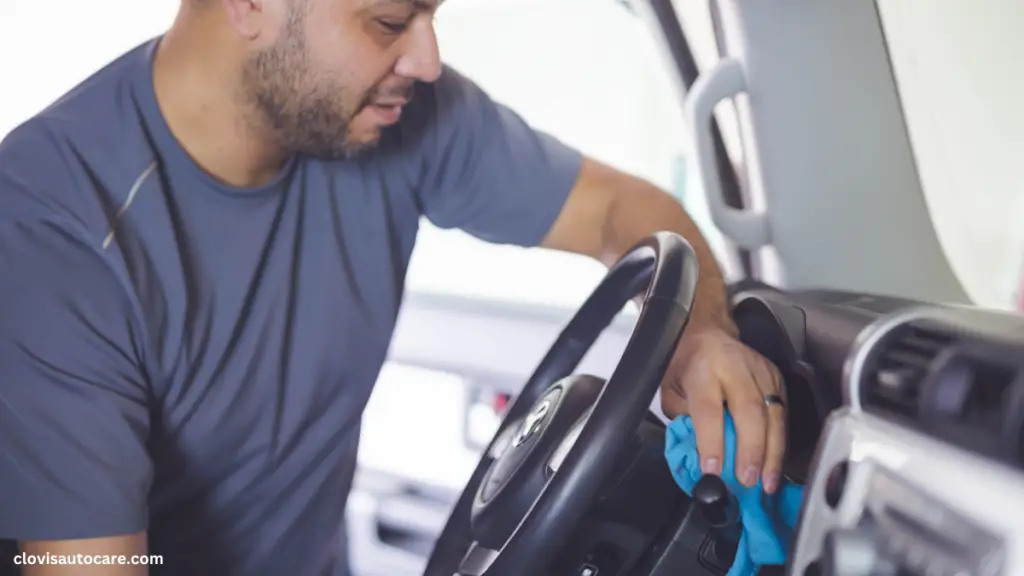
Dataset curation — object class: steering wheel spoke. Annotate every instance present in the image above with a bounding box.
[487,417,522,460]
[547,408,591,475]
[457,541,500,576]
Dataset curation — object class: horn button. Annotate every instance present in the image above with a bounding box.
[471,374,605,549]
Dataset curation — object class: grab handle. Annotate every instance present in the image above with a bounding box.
[684,58,770,249]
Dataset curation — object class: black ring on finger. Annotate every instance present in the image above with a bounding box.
[763,394,785,408]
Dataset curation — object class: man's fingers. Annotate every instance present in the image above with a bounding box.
[759,362,787,494]
[687,384,725,475]
[666,330,789,493]
[723,362,767,488]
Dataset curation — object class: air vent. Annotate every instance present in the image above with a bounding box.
[862,324,955,418]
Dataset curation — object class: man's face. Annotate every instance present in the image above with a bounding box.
[240,0,442,158]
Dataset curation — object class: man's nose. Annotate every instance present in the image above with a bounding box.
[394,20,442,84]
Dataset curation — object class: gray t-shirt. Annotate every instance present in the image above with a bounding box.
[0,39,581,575]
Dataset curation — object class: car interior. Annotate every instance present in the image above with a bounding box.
[417,235,1024,576]
[351,1,1024,575]
[2,0,1022,575]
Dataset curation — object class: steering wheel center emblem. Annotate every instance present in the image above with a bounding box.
[512,398,552,448]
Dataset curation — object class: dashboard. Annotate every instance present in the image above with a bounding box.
[731,287,927,484]
[792,301,1024,576]
[731,287,1024,576]
[531,286,942,576]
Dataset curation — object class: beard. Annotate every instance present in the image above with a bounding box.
[240,5,398,159]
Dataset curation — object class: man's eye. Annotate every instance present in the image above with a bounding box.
[376,19,409,34]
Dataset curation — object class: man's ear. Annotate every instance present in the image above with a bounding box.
[220,0,276,39]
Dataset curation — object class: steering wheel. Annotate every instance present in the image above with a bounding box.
[423,232,699,576]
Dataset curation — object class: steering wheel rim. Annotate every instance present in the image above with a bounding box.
[422,231,698,576]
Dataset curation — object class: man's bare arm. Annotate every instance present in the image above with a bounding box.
[540,156,735,333]
[20,533,149,576]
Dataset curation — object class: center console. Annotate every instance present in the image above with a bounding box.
[792,305,1024,576]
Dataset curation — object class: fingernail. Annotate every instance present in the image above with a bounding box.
[741,466,759,486]
[763,473,779,494]
[702,458,721,475]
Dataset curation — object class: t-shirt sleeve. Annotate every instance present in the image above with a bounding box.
[403,65,584,247]
[0,216,153,541]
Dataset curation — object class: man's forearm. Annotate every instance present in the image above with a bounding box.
[540,157,736,333]
[599,177,736,335]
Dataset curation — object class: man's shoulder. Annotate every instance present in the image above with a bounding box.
[0,40,159,238]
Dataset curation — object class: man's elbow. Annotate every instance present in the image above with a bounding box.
[541,157,683,265]
[591,167,691,266]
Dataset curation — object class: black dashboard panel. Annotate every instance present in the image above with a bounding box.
[730,287,1024,479]
[729,288,923,483]
[735,288,923,384]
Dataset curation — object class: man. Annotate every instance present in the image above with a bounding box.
[0,0,783,574]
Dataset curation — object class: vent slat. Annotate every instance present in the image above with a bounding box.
[892,337,948,354]
[863,326,954,418]
[878,350,933,369]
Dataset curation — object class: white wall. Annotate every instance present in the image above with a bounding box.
[0,1,179,136]
[878,0,1024,309]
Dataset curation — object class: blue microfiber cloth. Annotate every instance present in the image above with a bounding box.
[664,413,805,576]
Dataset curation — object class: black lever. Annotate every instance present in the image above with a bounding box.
[693,474,743,567]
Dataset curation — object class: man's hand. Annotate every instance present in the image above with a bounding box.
[660,325,786,494]
[539,156,787,493]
